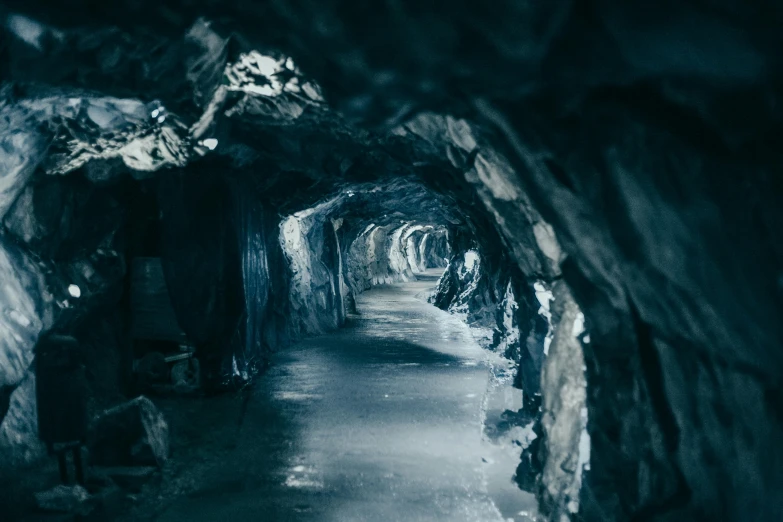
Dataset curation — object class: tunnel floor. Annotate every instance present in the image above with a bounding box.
[132,270,536,522]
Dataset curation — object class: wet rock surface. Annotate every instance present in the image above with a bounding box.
[114,275,534,522]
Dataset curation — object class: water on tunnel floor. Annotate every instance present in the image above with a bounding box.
[151,270,536,522]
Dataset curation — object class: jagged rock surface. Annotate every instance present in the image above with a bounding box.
[0,2,781,520]
[0,370,45,467]
[431,248,548,397]
[539,281,588,519]
[279,208,345,337]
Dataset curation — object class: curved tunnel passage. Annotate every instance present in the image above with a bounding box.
[151,275,532,522]
[0,2,782,522]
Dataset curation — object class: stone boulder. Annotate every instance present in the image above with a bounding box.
[88,396,169,468]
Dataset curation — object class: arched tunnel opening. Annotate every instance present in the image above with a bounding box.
[1,2,782,522]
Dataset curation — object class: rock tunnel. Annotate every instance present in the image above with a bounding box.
[0,1,782,521]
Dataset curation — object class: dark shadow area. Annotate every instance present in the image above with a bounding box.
[316,334,465,367]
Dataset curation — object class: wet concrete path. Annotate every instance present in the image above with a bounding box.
[156,271,535,522]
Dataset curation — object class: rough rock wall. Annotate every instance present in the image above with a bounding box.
[232,183,294,373]
[0,239,54,401]
[0,173,127,466]
[432,249,495,330]
[345,223,412,294]
[501,279,551,404]
[0,240,53,467]
[280,210,345,337]
[415,230,449,270]
[3,3,782,519]
[431,239,584,519]
[468,95,783,520]
[432,246,548,402]
[0,22,325,464]
[402,226,449,273]
[538,281,588,520]
[0,371,44,467]
[0,164,350,465]
[414,97,783,520]
[396,113,562,281]
[0,87,199,461]
[258,206,297,356]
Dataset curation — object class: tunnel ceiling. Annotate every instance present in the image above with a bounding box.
[2,2,783,522]
[0,6,560,279]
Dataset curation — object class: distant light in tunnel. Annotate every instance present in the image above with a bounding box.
[202,138,218,150]
[68,284,81,298]
[151,108,160,118]
[157,115,166,123]
[346,191,355,197]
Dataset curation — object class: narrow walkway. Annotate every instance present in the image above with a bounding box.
[156,271,533,521]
